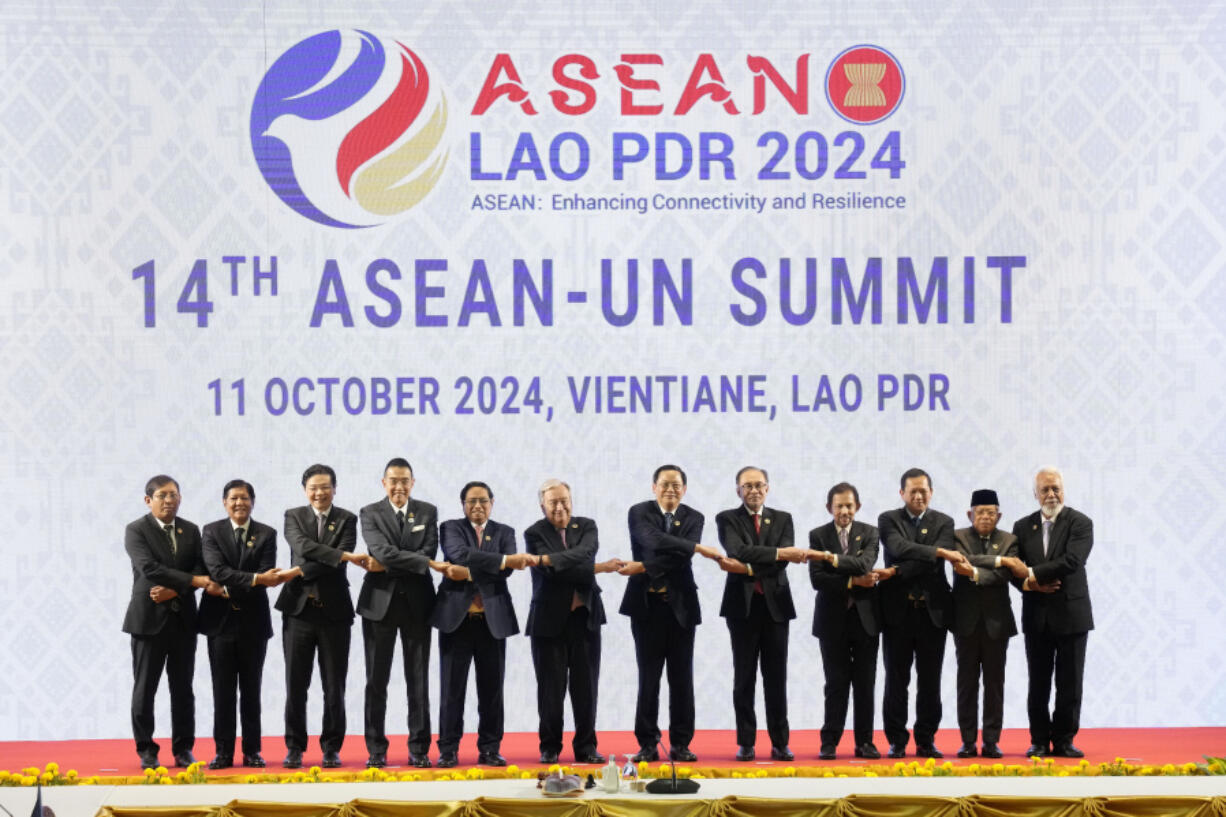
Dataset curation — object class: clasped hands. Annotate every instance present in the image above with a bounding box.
[998,555,1061,592]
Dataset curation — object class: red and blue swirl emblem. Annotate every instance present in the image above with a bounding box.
[251,30,448,228]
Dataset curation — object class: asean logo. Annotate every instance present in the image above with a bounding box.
[824,44,904,126]
[250,30,448,228]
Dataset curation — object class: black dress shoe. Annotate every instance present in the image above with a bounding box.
[207,755,233,770]
[138,753,158,770]
[409,753,432,768]
[956,743,977,758]
[478,752,507,767]
[632,747,659,763]
[669,747,697,762]
[539,751,559,764]
[173,752,196,767]
[915,743,943,759]
[366,753,387,769]
[770,746,794,761]
[855,743,881,759]
[818,744,837,760]
[321,751,342,768]
[887,743,907,759]
[735,746,755,761]
[242,753,266,768]
[574,751,606,764]
[1052,743,1084,758]
[283,750,303,769]
[981,743,1003,759]
[436,752,458,768]
[1025,744,1049,758]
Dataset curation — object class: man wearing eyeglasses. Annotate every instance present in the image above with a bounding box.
[618,464,722,763]
[431,481,537,767]
[123,475,223,770]
[356,458,449,770]
[715,466,810,762]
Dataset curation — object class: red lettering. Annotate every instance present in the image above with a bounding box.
[549,54,599,115]
[748,54,809,115]
[615,53,663,115]
[675,53,739,115]
[471,53,537,115]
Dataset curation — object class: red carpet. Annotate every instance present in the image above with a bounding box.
[1,728,1221,776]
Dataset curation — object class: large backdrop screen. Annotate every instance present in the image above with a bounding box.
[2,0,1223,740]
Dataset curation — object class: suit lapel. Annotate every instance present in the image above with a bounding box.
[147,514,175,563]
[1048,512,1070,556]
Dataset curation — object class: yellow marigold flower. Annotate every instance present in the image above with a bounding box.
[968,763,980,773]
[1079,758,1090,767]
[506,764,519,774]
[548,763,561,774]
[44,762,59,774]
[65,770,78,780]
[1183,762,1198,773]
[0,771,10,782]
[941,761,953,771]
[309,765,322,775]
[992,763,1005,774]
[782,766,796,777]
[1045,757,1055,765]
[893,761,905,770]
[155,766,168,776]
[22,776,36,786]
[466,768,484,780]
[175,771,189,782]
[865,772,878,778]
[84,776,99,785]
[923,757,935,769]
[143,767,156,778]
[22,767,39,777]
[159,777,172,785]
[520,771,532,779]
[732,771,743,778]
[245,775,259,784]
[1059,771,1069,777]
[1161,764,1176,775]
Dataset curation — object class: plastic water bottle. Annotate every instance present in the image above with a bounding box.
[602,756,620,792]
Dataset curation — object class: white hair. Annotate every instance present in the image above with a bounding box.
[1034,466,1064,484]
[538,478,571,504]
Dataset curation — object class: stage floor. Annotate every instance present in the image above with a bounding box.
[2,727,1221,776]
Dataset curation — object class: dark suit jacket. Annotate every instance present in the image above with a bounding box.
[878,507,955,629]
[274,504,357,623]
[524,516,606,637]
[808,520,881,638]
[951,527,1018,640]
[432,517,519,639]
[715,505,797,622]
[618,501,704,628]
[1011,507,1094,635]
[197,518,277,639]
[122,514,204,636]
[355,498,438,623]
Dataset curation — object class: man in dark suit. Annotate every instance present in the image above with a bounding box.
[714,466,810,762]
[618,464,721,763]
[432,481,536,767]
[356,457,447,769]
[1001,468,1093,759]
[876,467,967,759]
[198,479,283,769]
[525,479,624,765]
[808,482,882,761]
[275,463,370,769]
[949,488,1018,760]
[123,475,221,769]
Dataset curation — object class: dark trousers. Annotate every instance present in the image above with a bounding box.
[438,612,506,755]
[629,596,696,751]
[206,625,269,757]
[282,608,351,754]
[363,592,432,756]
[954,624,1008,745]
[726,593,790,749]
[1024,629,1087,747]
[130,615,196,758]
[817,606,878,747]
[882,605,946,747]
[530,607,601,756]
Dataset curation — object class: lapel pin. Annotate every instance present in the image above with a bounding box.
[1033,524,1038,530]
[247,537,255,548]
[328,523,335,531]
[484,535,491,542]
[571,523,578,529]
[855,535,862,541]
[921,528,927,535]
[176,528,182,534]
[673,520,680,527]
[764,518,772,525]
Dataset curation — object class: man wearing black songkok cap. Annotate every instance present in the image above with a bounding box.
[949,489,1018,759]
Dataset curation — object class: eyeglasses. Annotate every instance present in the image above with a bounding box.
[386,478,412,487]
[738,482,767,492]
[152,492,180,501]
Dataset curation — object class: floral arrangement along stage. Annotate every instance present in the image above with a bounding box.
[2,756,1225,786]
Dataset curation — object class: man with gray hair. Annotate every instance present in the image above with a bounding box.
[524,479,624,765]
[1001,468,1093,759]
